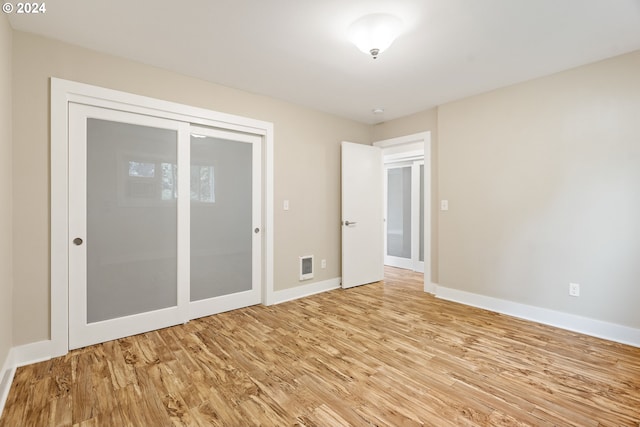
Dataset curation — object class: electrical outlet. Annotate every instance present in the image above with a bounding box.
[569,282,580,297]
[321,259,326,269]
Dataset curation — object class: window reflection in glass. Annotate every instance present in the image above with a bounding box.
[128,161,155,178]
[191,165,215,203]
[161,162,177,201]
[123,159,214,203]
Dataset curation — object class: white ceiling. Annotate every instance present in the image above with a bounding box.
[8,0,640,124]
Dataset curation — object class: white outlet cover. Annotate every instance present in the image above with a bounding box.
[569,282,580,297]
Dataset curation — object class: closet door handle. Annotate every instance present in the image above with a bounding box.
[73,237,84,246]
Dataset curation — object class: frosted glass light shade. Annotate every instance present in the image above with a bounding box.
[348,13,402,58]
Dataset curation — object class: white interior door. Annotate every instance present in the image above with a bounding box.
[69,103,185,349]
[341,142,384,288]
[188,126,262,319]
[69,103,261,349]
[384,160,425,272]
[385,164,414,270]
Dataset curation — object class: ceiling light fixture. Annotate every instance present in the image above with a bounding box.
[348,13,402,59]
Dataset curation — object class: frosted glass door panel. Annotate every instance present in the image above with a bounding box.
[86,119,178,323]
[191,135,252,301]
[387,166,412,258]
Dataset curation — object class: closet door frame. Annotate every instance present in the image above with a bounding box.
[51,78,274,357]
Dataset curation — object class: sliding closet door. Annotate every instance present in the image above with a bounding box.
[69,103,187,349]
[189,127,262,319]
[69,105,263,349]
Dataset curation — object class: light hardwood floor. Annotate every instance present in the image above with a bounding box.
[2,267,639,426]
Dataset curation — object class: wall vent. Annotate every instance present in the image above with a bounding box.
[299,255,314,281]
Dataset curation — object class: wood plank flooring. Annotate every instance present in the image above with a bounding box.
[2,267,639,426]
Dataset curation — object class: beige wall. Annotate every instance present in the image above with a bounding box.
[0,15,12,367]
[12,31,370,345]
[371,108,439,282]
[9,25,640,348]
[438,50,640,328]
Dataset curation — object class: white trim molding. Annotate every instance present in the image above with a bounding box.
[1,339,75,418]
[0,349,16,418]
[12,340,53,367]
[436,285,640,348]
[0,338,58,419]
[270,277,341,305]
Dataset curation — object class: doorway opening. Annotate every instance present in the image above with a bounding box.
[373,132,432,293]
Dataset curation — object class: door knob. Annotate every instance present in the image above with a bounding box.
[73,237,83,246]
[344,221,357,226]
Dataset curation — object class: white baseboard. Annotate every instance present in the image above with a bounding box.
[425,282,437,294]
[0,340,55,418]
[435,285,640,348]
[0,348,16,418]
[270,277,341,305]
[13,340,54,367]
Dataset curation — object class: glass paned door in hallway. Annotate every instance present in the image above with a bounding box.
[384,160,425,273]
